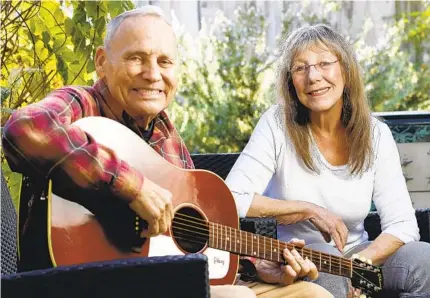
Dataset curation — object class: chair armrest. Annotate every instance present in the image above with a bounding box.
[364,208,430,243]
[1,254,210,298]
[240,217,277,239]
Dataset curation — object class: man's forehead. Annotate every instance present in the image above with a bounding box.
[115,15,175,40]
[108,15,177,55]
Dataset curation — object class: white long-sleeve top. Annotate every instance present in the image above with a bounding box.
[226,105,420,252]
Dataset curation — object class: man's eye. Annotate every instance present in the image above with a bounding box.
[128,56,141,62]
[159,59,173,66]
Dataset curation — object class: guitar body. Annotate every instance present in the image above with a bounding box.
[45,117,239,285]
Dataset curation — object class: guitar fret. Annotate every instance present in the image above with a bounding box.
[329,254,331,273]
[338,256,341,276]
[257,235,259,257]
[319,251,322,271]
[218,224,220,249]
[270,238,272,260]
[246,233,254,256]
[225,226,228,250]
[234,230,238,252]
[240,230,242,254]
[229,227,232,252]
[211,223,214,247]
[263,237,266,259]
[277,240,281,262]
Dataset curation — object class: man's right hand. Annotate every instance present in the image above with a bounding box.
[129,178,173,238]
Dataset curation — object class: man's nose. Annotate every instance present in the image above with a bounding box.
[141,62,162,82]
[307,65,322,82]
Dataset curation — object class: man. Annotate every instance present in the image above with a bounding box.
[2,6,331,298]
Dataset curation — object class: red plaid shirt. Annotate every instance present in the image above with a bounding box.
[2,79,194,203]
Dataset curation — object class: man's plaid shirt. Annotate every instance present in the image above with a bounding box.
[2,79,194,203]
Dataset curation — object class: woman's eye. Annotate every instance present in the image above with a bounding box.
[320,61,330,67]
[295,65,306,72]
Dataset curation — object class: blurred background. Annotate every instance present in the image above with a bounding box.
[1,0,429,155]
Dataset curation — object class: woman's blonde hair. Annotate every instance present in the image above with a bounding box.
[277,24,373,175]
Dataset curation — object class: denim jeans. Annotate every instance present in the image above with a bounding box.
[305,241,430,298]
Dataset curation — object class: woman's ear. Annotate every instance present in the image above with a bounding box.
[95,46,106,78]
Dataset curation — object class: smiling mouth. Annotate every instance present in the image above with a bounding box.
[132,88,163,96]
[308,87,330,96]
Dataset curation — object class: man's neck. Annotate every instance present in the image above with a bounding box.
[133,116,155,130]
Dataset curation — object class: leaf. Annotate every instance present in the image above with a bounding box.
[1,159,22,210]
[42,31,51,45]
[86,61,95,73]
[0,88,11,103]
[64,18,75,35]
[85,1,100,20]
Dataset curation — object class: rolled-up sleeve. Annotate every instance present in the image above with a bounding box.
[226,106,280,217]
[2,87,143,203]
[372,123,420,243]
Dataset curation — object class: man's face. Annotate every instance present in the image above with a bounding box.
[96,15,177,125]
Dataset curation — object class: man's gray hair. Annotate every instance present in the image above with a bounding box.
[104,5,172,48]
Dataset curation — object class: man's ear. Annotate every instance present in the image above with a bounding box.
[95,46,107,78]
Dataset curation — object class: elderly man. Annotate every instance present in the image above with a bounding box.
[2,6,332,298]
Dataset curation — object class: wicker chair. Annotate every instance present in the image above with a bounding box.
[192,153,430,244]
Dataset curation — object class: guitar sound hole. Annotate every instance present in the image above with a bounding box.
[172,207,208,253]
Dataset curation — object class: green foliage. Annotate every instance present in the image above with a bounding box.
[1,0,428,159]
[171,6,274,153]
[1,153,21,210]
[0,0,134,126]
[1,0,133,204]
[357,2,430,111]
[170,1,429,153]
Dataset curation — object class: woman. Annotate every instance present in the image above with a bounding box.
[226,24,430,297]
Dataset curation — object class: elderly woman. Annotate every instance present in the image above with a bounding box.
[226,24,430,297]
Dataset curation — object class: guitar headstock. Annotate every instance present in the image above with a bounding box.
[350,256,383,297]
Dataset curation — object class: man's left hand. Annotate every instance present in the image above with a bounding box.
[255,238,319,286]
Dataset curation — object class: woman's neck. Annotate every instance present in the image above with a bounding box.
[309,112,343,138]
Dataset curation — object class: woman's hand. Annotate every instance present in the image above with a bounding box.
[256,239,319,286]
[274,201,348,252]
[307,203,348,252]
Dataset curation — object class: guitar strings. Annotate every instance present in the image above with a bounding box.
[172,212,361,269]
[173,213,356,270]
[171,214,370,272]
[171,224,368,273]
[172,229,379,293]
[173,228,379,293]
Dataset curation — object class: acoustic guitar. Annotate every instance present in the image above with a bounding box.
[17,116,383,296]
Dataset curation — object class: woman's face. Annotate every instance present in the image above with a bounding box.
[291,43,345,114]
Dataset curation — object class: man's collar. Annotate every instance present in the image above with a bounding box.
[93,79,124,123]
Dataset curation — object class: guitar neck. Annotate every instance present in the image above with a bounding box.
[208,222,352,278]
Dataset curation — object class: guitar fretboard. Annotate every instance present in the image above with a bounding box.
[209,222,352,278]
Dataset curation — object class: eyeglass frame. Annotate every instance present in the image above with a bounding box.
[290,60,339,76]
